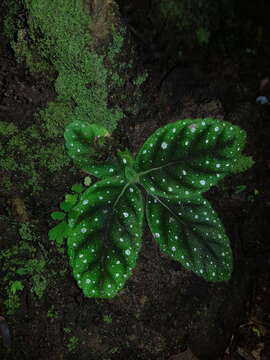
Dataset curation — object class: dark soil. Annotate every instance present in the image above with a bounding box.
[1,2,270,360]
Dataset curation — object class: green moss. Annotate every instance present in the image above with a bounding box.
[1,1,126,195]
[106,25,149,117]
[1,176,13,192]
[3,0,23,40]
[11,29,52,74]
[40,102,72,138]
[0,124,70,193]
[157,0,219,47]
[0,122,21,172]
[159,0,185,25]
[0,157,17,172]
[15,0,123,133]
[1,1,148,194]
[37,143,70,173]
[24,164,43,193]
[0,121,18,137]
[8,133,28,152]
[107,25,125,64]
[132,72,149,87]
[0,222,49,314]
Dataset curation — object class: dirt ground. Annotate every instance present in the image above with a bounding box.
[1,2,270,360]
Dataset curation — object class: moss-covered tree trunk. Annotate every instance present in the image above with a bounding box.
[5,0,146,132]
[1,0,148,195]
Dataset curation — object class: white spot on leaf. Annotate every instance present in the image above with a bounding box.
[161,142,168,149]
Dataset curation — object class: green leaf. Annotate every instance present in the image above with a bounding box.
[84,176,92,186]
[196,26,210,45]
[117,149,135,168]
[10,280,24,295]
[54,116,251,298]
[135,118,246,199]
[71,184,84,193]
[67,176,144,298]
[48,221,69,246]
[230,155,254,173]
[16,268,28,275]
[64,120,121,178]
[51,211,66,220]
[60,194,78,212]
[146,195,232,282]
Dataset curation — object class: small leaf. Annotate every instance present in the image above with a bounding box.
[60,194,78,212]
[10,280,24,295]
[117,149,135,168]
[146,195,232,281]
[64,120,121,178]
[230,155,254,173]
[135,118,246,200]
[84,176,92,186]
[51,211,66,220]
[65,194,78,204]
[60,201,71,212]
[16,268,28,275]
[67,176,144,298]
[196,26,210,45]
[48,221,69,246]
[71,184,84,193]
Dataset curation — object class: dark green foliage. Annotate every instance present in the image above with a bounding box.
[146,196,232,281]
[50,118,252,298]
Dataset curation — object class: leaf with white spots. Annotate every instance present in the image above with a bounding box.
[116,149,135,169]
[64,120,122,178]
[135,118,247,199]
[146,195,233,282]
[51,116,251,297]
[67,176,144,298]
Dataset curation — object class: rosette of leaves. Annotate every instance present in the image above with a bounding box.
[50,118,251,298]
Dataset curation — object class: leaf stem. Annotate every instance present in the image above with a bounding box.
[137,161,178,177]
[112,182,131,210]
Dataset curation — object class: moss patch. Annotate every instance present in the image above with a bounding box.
[0,122,71,194]
[3,0,129,141]
[1,1,128,194]
[22,0,123,133]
